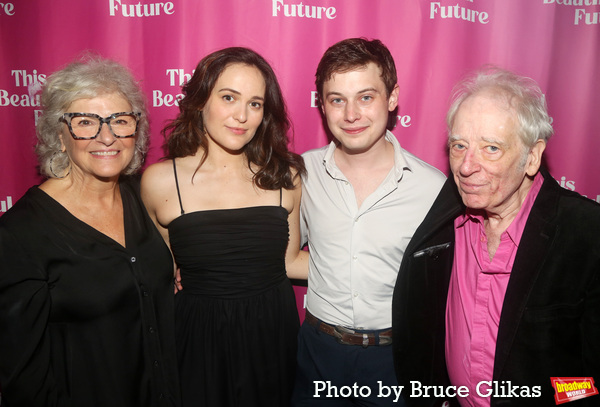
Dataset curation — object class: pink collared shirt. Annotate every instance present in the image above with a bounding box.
[445,173,543,407]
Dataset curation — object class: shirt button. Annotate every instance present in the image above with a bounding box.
[352,255,357,261]
[353,291,359,298]
[154,360,159,367]
[131,257,136,263]
[149,326,155,334]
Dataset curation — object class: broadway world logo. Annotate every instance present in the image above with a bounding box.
[551,377,598,404]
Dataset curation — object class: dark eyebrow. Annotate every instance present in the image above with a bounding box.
[325,91,343,99]
[325,88,379,98]
[218,87,240,95]
[218,87,265,101]
[357,87,378,94]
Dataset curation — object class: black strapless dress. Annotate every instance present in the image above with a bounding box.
[169,206,299,407]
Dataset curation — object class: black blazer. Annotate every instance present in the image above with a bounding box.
[392,168,600,406]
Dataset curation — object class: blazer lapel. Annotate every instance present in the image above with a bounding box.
[493,170,559,379]
[406,178,464,254]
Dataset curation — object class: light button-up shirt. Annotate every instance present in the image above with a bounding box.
[300,131,446,329]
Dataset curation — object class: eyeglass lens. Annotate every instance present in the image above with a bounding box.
[67,113,138,139]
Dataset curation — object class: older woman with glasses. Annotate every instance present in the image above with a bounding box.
[0,56,180,407]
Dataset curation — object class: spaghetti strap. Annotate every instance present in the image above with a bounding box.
[172,159,185,215]
[279,188,283,206]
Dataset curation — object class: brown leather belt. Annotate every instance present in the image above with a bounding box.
[305,311,392,347]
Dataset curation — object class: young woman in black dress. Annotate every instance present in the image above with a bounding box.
[142,47,308,406]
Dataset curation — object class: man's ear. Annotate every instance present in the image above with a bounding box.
[388,84,399,112]
[526,139,546,177]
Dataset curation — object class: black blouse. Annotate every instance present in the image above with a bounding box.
[0,177,180,407]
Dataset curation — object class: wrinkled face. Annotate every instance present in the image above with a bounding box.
[202,63,266,153]
[321,62,398,155]
[60,93,136,182]
[448,92,544,216]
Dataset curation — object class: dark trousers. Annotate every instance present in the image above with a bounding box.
[291,319,406,406]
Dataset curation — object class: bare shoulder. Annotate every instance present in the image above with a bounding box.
[141,160,175,207]
[282,170,302,213]
[142,160,173,183]
[288,165,300,184]
[141,159,185,228]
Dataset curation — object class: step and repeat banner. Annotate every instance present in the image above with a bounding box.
[1,0,600,316]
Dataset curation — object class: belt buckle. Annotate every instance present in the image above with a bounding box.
[378,335,392,346]
[333,325,354,345]
[334,325,370,347]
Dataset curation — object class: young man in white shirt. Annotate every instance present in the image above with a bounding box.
[291,37,446,406]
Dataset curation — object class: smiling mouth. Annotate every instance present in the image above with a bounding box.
[91,151,119,156]
[342,127,367,135]
[227,126,247,135]
[459,181,486,192]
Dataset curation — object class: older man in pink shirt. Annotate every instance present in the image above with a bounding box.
[392,67,600,407]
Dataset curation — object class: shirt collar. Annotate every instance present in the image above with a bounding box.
[455,172,544,245]
[504,171,543,244]
[322,130,411,182]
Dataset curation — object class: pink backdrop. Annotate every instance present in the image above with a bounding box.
[2,0,600,319]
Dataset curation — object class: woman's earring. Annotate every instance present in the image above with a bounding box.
[49,151,70,178]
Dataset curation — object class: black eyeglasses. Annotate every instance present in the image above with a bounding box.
[61,112,141,140]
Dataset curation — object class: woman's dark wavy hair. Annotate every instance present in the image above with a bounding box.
[163,47,305,189]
